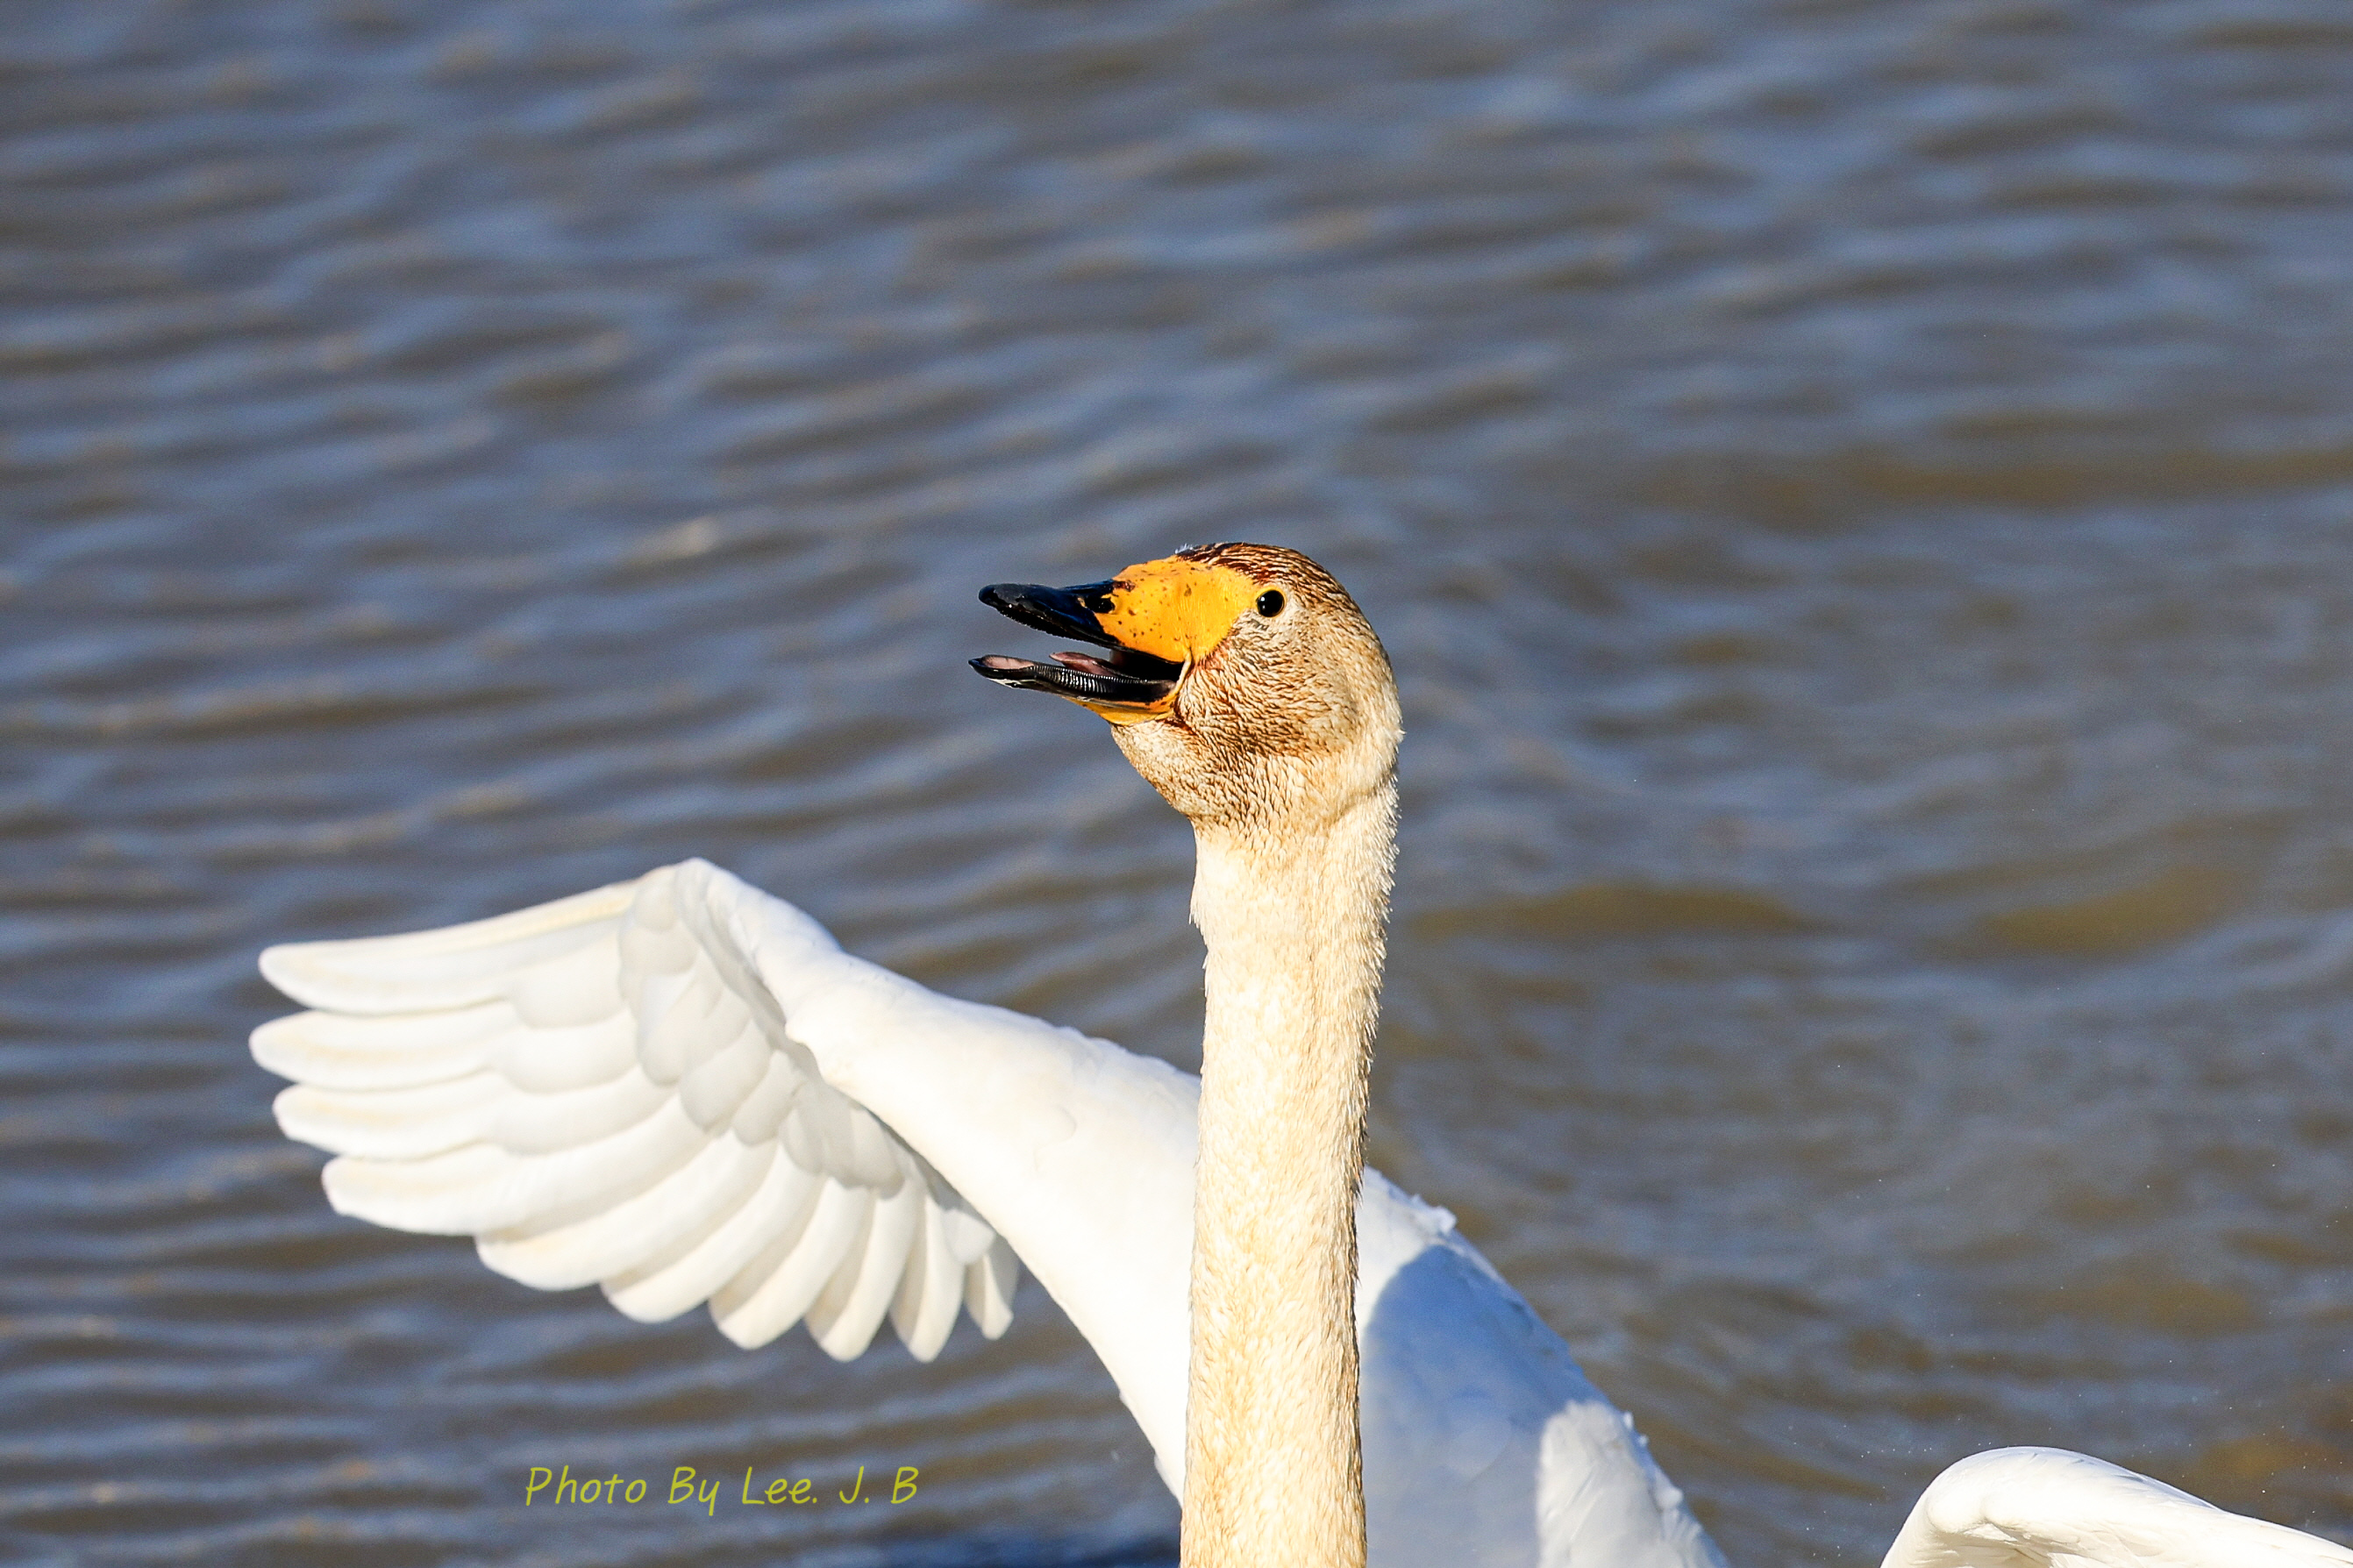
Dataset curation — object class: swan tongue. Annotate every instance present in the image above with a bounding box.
[968,651,1180,713]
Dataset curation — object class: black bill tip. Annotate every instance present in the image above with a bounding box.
[970,653,1065,698]
[979,581,1123,648]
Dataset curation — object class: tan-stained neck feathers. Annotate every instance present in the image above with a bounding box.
[1106,545,1401,1568]
[1177,785,1394,1568]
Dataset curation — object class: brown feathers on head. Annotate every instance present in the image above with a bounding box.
[1109,544,1401,830]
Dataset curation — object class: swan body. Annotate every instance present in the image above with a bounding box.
[256,856,1719,1568]
[253,542,2351,1567]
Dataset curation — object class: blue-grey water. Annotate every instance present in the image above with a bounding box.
[7,1,2353,1564]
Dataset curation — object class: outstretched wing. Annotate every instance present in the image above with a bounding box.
[253,859,1020,1364]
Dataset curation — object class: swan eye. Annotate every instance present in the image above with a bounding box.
[1256,590,1285,618]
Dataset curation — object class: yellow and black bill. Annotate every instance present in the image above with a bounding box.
[971,579,1186,722]
[973,552,1267,723]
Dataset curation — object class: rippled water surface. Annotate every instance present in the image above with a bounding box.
[9,1,2353,1563]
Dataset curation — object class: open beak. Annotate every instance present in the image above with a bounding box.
[972,552,1262,724]
[971,579,1187,723]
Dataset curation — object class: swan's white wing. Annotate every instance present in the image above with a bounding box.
[256,859,1727,1567]
[1881,1448,2353,1568]
[253,859,1017,1364]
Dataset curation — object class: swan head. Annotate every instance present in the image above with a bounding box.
[974,543,1400,827]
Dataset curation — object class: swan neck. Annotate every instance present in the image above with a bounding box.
[1182,778,1395,1568]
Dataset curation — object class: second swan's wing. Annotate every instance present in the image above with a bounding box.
[1880,1448,2353,1568]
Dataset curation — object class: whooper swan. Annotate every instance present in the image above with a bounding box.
[254,543,2350,1568]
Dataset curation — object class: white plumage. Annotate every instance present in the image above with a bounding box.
[258,858,1720,1568]
[1881,1448,2353,1568]
[255,859,2351,1568]
[257,864,1012,1363]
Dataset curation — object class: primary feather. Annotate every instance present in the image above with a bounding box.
[258,859,1016,1361]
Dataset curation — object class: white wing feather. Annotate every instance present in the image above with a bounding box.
[1880,1448,2353,1568]
[255,859,1017,1363]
